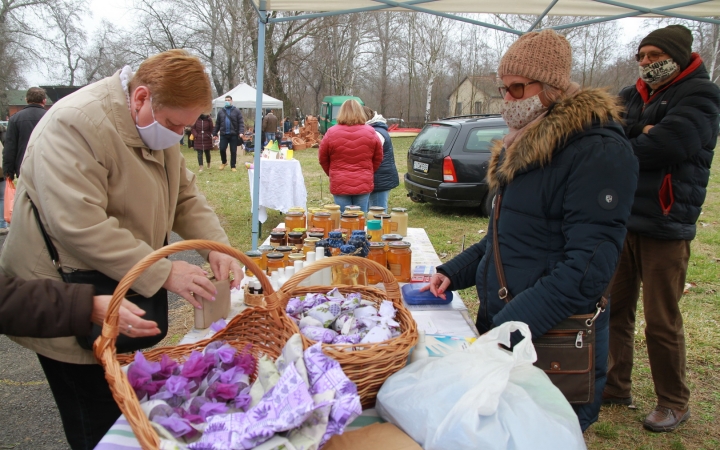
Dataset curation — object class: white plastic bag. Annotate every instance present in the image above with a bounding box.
[376,321,586,450]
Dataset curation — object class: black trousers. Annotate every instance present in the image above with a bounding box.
[196,149,211,166]
[219,134,238,168]
[37,354,121,450]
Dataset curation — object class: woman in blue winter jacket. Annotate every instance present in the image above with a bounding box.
[424,30,639,431]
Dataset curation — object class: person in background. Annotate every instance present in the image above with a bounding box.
[0,139,6,234]
[423,29,638,431]
[3,87,47,181]
[0,49,243,449]
[604,25,720,433]
[283,116,291,133]
[191,113,214,172]
[0,274,160,338]
[262,109,278,146]
[363,106,399,210]
[213,95,244,172]
[319,99,383,214]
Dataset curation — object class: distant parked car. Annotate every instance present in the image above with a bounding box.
[404,115,508,216]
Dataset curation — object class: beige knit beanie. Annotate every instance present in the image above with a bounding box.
[498,29,572,91]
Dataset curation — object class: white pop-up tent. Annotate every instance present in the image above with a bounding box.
[213,83,284,123]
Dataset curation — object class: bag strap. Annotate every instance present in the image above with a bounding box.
[492,190,513,303]
[28,195,65,278]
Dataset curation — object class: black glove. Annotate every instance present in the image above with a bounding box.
[238,137,244,145]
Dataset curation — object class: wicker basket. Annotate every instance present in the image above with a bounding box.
[95,240,299,450]
[273,256,418,407]
[292,137,307,150]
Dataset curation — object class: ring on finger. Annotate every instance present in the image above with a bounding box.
[127,324,133,333]
[190,291,194,297]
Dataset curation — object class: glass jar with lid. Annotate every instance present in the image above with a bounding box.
[307,228,325,239]
[390,207,408,236]
[374,213,393,234]
[266,252,285,275]
[285,211,306,232]
[275,245,295,266]
[324,203,341,229]
[381,233,404,251]
[288,252,305,265]
[366,242,388,284]
[345,206,365,229]
[287,231,305,251]
[331,245,367,286]
[257,244,274,271]
[303,237,320,255]
[340,213,361,232]
[312,211,332,238]
[366,219,383,242]
[307,208,326,229]
[368,206,386,216]
[269,231,287,247]
[244,250,263,277]
[333,228,349,242]
[387,241,412,282]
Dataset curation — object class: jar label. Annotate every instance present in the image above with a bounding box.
[390,221,399,232]
[389,263,402,276]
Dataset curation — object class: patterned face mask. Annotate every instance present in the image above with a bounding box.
[639,58,679,86]
[501,94,546,130]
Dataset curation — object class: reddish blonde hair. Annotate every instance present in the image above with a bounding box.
[129,49,212,111]
[336,99,367,126]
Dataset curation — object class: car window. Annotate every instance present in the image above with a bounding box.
[332,105,342,120]
[464,127,509,152]
[410,124,457,156]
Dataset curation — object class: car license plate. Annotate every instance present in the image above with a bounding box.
[413,161,429,173]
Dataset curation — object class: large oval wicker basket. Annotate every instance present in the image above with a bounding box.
[94,240,299,450]
[272,255,418,407]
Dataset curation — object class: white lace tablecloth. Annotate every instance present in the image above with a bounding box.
[247,159,307,223]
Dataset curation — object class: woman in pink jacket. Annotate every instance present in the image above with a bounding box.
[319,99,383,213]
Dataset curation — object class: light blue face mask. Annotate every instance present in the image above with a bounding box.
[135,97,184,150]
[225,101,232,108]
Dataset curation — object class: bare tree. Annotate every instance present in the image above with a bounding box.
[39,0,88,85]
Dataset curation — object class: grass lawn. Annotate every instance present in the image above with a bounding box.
[180,138,720,449]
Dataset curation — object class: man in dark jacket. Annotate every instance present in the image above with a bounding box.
[262,109,278,146]
[364,106,399,210]
[213,95,245,172]
[0,275,160,338]
[3,87,47,180]
[605,25,720,433]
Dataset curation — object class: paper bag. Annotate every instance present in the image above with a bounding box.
[323,423,421,450]
[194,278,231,329]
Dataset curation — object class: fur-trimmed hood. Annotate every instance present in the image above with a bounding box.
[487,88,624,192]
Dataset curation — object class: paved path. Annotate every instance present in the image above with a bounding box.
[0,232,204,449]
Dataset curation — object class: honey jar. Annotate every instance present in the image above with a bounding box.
[381,234,404,251]
[340,213,361,232]
[367,242,387,284]
[275,245,295,266]
[257,244,274,271]
[285,211,306,231]
[312,211,332,238]
[288,253,305,264]
[345,205,365,229]
[266,252,285,275]
[244,250,262,277]
[307,228,325,239]
[332,228,349,241]
[374,214,393,234]
[287,231,305,251]
[390,207,408,236]
[269,231,287,247]
[303,237,320,255]
[368,206,386,216]
[324,203,341,229]
[366,219,383,242]
[387,241,412,282]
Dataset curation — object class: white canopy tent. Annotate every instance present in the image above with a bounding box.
[246,0,720,248]
[213,83,283,123]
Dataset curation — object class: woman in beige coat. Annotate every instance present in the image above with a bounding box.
[0,50,242,449]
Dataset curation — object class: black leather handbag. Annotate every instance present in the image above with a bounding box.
[30,197,168,353]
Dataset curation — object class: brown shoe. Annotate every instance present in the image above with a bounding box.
[231,168,237,172]
[643,406,690,432]
[219,163,226,170]
[602,391,633,406]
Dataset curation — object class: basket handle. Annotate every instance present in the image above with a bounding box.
[276,255,402,306]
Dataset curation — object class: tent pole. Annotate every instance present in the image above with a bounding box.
[251,9,267,250]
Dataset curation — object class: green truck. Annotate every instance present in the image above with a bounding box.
[318,95,364,134]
